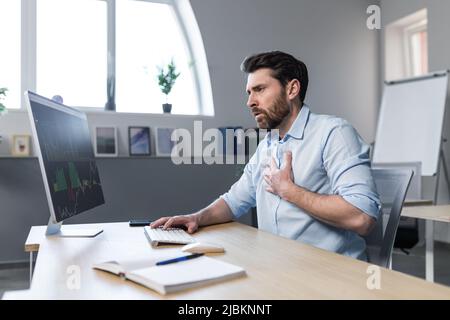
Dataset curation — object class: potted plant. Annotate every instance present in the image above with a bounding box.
[157,60,180,113]
[0,87,8,116]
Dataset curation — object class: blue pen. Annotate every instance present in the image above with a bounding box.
[156,253,204,266]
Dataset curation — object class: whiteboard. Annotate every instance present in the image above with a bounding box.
[373,72,448,176]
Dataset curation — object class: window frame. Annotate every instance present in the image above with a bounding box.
[15,0,211,116]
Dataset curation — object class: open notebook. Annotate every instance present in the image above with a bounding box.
[93,256,246,295]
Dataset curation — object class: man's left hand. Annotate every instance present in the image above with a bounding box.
[264,151,295,199]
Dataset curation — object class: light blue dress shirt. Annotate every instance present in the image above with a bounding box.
[221,105,381,260]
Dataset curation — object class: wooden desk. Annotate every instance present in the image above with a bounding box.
[4,222,450,299]
[402,205,450,283]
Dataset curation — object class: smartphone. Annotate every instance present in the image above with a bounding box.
[129,219,153,227]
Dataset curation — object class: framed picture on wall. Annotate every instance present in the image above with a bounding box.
[11,135,31,157]
[128,127,151,156]
[155,127,176,156]
[94,126,118,157]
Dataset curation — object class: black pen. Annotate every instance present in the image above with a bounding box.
[156,253,204,266]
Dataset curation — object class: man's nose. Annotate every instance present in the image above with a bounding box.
[247,93,257,109]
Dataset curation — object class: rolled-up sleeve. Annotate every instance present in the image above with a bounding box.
[220,162,257,219]
[321,121,381,220]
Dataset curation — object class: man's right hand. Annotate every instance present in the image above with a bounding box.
[150,213,200,234]
[150,199,234,234]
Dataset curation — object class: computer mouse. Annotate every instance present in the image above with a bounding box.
[181,242,225,254]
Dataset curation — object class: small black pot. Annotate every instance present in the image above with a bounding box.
[162,103,172,114]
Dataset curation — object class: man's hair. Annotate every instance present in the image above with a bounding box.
[241,51,309,103]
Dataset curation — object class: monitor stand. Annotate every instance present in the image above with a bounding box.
[45,217,103,237]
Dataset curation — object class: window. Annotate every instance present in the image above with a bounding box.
[36,0,107,108]
[404,20,428,77]
[116,0,198,114]
[385,9,428,81]
[0,0,21,109]
[6,0,212,115]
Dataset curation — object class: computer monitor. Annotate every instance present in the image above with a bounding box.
[25,91,104,237]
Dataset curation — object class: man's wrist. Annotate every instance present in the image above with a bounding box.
[282,182,303,203]
[191,211,203,226]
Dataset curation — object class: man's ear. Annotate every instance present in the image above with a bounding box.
[287,79,301,101]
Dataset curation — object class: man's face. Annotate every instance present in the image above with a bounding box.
[246,68,290,129]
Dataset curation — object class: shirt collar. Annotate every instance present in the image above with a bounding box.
[267,104,310,145]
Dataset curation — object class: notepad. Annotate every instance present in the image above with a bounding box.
[93,256,246,295]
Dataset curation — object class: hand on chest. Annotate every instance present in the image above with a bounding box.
[259,139,324,189]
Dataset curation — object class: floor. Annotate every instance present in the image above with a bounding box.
[1,242,449,298]
[0,263,29,299]
[391,241,450,286]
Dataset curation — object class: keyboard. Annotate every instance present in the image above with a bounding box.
[144,226,195,247]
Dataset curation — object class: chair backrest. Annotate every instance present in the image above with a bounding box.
[372,162,421,249]
[364,168,413,268]
[371,162,421,200]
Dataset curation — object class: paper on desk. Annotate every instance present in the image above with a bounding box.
[130,256,246,291]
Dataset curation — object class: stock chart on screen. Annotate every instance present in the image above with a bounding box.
[30,99,105,222]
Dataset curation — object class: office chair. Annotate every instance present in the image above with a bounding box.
[364,168,413,268]
[372,162,422,253]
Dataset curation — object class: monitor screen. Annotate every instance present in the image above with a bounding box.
[26,91,105,223]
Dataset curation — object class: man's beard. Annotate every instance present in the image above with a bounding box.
[253,94,290,129]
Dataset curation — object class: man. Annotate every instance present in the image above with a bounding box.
[151,51,380,260]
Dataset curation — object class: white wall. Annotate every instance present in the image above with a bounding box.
[191,0,380,142]
[381,0,450,242]
[0,0,380,156]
